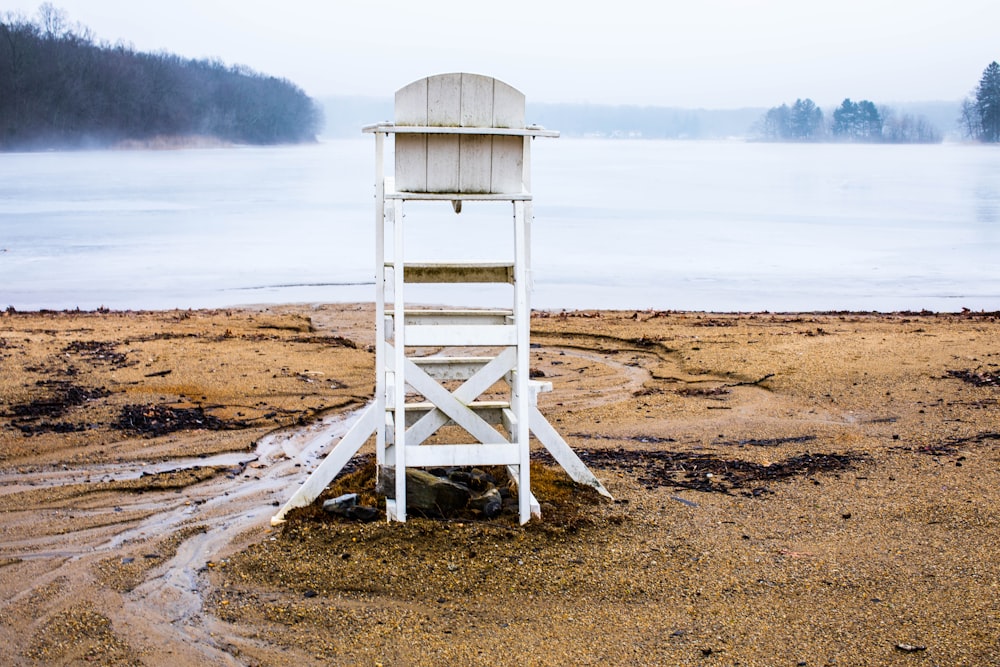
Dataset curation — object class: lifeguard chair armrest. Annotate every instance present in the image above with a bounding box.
[362,122,559,138]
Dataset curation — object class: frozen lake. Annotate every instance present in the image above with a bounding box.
[1,139,998,312]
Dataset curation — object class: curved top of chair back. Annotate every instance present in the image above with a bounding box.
[392,73,529,195]
[395,73,525,129]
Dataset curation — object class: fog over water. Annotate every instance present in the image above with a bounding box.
[2,139,998,313]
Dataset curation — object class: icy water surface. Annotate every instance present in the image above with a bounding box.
[2,139,998,312]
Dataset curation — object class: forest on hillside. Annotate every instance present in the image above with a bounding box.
[0,4,322,150]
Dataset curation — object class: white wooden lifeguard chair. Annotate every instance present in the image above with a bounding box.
[272,73,609,526]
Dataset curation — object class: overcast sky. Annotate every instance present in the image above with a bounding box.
[9,1,1000,108]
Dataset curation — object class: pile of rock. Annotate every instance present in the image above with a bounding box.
[321,493,379,522]
[382,467,508,518]
[322,467,512,521]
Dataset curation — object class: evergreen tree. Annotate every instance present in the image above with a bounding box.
[789,98,823,140]
[856,100,882,140]
[832,99,881,141]
[975,61,1000,142]
[832,99,858,138]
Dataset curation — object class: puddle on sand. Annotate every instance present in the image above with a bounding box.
[0,406,368,663]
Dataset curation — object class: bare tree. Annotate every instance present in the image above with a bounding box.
[37,2,66,39]
[959,97,982,140]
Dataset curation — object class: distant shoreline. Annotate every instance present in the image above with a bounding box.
[5,304,1000,319]
[0,134,323,153]
[112,135,234,150]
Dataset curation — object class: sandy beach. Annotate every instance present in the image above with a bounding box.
[1,304,998,666]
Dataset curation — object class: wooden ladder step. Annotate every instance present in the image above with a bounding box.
[385,310,516,346]
[405,324,516,347]
[396,400,510,426]
[386,443,521,467]
[386,262,515,284]
[411,356,497,381]
[387,309,512,326]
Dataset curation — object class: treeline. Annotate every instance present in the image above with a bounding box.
[754,98,942,143]
[960,61,1000,142]
[0,4,322,150]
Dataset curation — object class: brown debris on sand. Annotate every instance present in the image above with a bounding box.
[0,306,999,666]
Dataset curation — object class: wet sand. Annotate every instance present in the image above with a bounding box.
[1,304,998,666]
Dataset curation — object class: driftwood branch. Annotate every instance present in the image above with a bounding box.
[727,373,775,388]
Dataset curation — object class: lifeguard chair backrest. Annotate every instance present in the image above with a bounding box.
[394,73,526,194]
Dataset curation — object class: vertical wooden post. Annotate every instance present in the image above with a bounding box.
[374,131,387,471]
[522,135,534,296]
[513,200,532,524]
[391,198,407,522]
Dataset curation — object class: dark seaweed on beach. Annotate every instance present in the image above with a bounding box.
[63,340,130,367]
[946,368,1000,387]
[8,380,110,419]
[724,435,818,448]
[900,430,1000,455]
[114,404,245,436]
[13,420,89,436]
[548,446,862,496]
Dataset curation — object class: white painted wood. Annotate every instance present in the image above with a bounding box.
[394,309,512,325]
[385,370,395,409]
[374,129,387,470]
[529,404,613,499]
[385,499,399,522]
[399,401,507,428]
[501,406,516,435]
[405,348,517,445]
[411,356,494,381]
[404,324,517,347]
[387,73,551,195]
[394,135,427,192]
[374,123,559,138]
[386,191,532,201]
[491,136,525,193]
[492,78,525,128]
[529,379,553,396]
[459,134,492,193]
[372,125,558,138]
[523,137,535,294]
[270,404,380,525]
[427,73,463,126]
[460,73,495,127]
[394,77,428,126]
[512,200,532,524]
[501,408,541,519]
[411,348,517,384]
[404,444,520,467]
[392,197,407,522]
[424,135,461,193]
[403,357,509,445]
